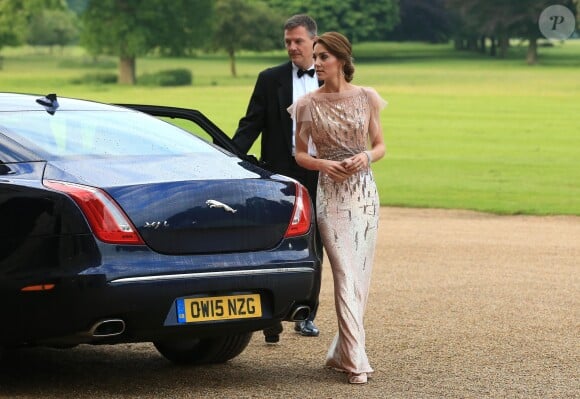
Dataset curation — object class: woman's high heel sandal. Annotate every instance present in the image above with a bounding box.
[348,372,367,384]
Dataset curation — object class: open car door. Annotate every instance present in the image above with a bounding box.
[116,104,260,166]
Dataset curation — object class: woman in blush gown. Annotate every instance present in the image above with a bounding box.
[290,32,387,385]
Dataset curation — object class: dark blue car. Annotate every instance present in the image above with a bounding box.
[0,93,321,364]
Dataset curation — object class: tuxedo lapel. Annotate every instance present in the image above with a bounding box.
[277,62,294,152]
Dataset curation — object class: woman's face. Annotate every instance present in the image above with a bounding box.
[313,42,342,81]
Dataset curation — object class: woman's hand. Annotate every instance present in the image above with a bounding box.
[321,153,369,183]
[342,153,366,171]
[320,159,351,183]
[340,153,368,175]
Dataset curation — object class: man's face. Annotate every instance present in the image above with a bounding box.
[284,26,316,70]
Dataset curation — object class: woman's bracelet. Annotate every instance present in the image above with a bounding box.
[363,150,372,166]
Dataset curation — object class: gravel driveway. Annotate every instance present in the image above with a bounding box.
[1,207,578,398]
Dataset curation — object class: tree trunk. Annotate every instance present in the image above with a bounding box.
[526,37,538,65]
[229,49,237,78]
[499,35,509,58]
[119,56,136,85]
[467,37,478,51]
[490,36,497,56]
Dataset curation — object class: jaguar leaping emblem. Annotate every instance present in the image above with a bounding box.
[206,200,237,213]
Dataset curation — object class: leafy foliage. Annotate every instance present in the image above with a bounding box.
[80,0,212,83]
[81,0,212,58]
[27,8,79,47]
[387,0,452,43]
[265,0,400,42]
[66,0,89,15]
[0,0,69,50]
[211,0,284,76]
[0,1,25,50]
[445,0,577,41]
[445,0,577,62]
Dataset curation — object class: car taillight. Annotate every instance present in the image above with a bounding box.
[43,180,144,245]
[284,183,312,238]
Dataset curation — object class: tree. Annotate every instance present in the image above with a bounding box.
[27,8,79,50]
[0,0,72,70]
[0,0,68,51]
[265,0,400,43]
[446,0,509,55]
[81,0,212,84]
[211,0,284,77]
[0,1,26,53]
[386,0,452,43]
[446,0,577,63]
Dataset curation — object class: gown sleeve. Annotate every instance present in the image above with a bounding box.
[363,87,387,125]
[287,95,313,146]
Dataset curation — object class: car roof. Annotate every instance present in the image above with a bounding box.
[0,92,128,112]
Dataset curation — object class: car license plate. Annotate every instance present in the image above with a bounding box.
[176,293,262,323]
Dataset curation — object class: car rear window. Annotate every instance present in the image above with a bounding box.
[0,110,220,158]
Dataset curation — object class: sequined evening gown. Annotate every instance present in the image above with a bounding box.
[292,87,386,375]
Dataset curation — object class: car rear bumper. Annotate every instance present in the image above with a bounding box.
[0,260,319,347]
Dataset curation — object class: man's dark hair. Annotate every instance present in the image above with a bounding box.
[284,14,317,38]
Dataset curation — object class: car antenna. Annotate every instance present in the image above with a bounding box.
[36,93,59,115]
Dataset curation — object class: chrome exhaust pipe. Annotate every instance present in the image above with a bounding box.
[289,306,311,322]
[89,319,125,338]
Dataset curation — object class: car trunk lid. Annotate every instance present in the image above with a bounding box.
[107,178,296,254]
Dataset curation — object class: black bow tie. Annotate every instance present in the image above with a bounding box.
[297,68,315,78]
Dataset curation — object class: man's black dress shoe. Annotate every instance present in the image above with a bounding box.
[263,322,283,343]
[294,320,319,337]
[264,334,280,343]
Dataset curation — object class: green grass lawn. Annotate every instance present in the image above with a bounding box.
[2,41,579,215]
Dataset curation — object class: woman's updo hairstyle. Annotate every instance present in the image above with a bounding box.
[315,32,355,82]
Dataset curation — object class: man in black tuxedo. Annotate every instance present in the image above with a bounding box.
[233,14,322,343]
